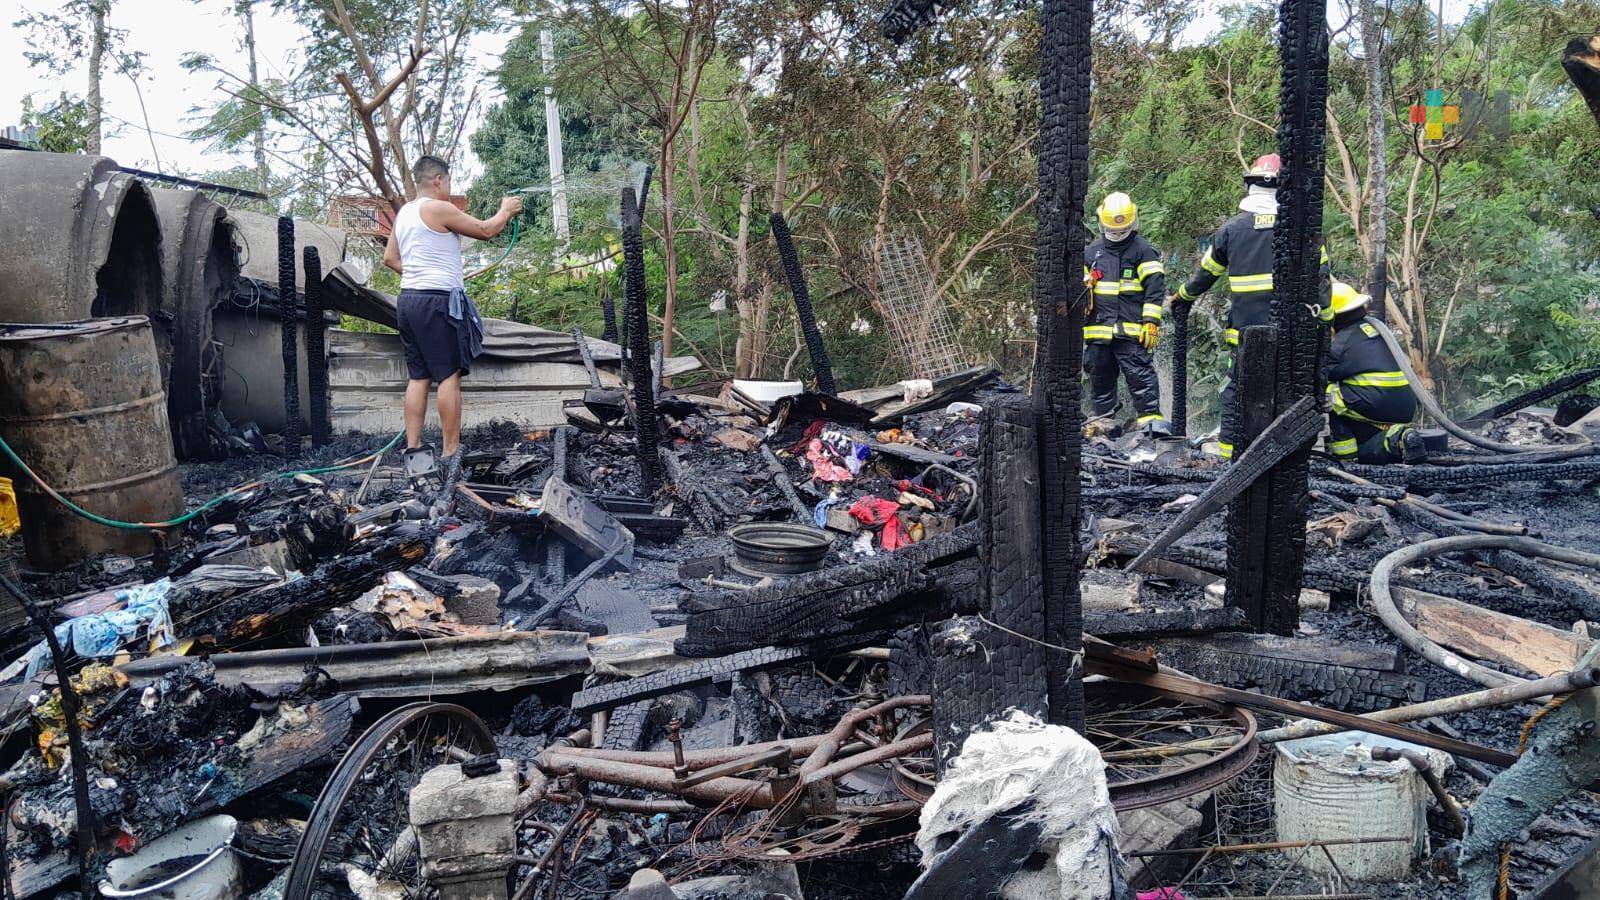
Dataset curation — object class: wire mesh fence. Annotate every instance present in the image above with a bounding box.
[873,232,967,379]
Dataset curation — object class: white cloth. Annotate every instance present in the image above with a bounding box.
[394,199,464,291]
[1239,184,1278,215]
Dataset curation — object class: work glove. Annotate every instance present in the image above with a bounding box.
[1139,322,1159,352]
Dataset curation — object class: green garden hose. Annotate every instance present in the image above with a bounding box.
[0,431,403,531]
[468,215,521,280]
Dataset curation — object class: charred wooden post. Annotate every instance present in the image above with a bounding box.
[601,292,620,345]
[620,187,663,496]
[545,426,570,584]
[1170,300,1191,436]
[1031,0,1091,730]
[1252,0,1332,636]
[930,398,1048,771]
[182,530,432,645]
[1225,326,1281,631]
[277,216,301,456]
[769,212,836,395]
[303,246,329,447]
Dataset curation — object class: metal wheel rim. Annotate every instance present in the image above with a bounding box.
[1094,681,1259,812]
[283,702,496,900]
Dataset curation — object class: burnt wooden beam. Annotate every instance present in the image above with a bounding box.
[675,525,977,657]
[620,187,663,495]
[769,212,836,394]
[1257,0,1332,636]
[303,246,329,447]
[1224,326,1282,631]
[1032,0,1091,731]
[544,426,570,586]
[1085,605,1248,639]
[931,398,1049,770]
[1126,387,1319,574]
[570,645,807,714]
[1151,634,1427,713]
[179,530,432,644]
[277,215,301,455]
[1170,299,1190,436]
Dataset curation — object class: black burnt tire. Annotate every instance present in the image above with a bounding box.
[283,702,496,900]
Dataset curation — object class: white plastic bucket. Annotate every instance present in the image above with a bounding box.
[100,815,242,900]
[1273,731,1450,881]
[733,379,804,404]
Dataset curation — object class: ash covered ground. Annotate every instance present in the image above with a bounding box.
[4,389,1600,898]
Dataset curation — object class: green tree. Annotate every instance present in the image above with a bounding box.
[19,93,93,153]
[15,0,148,155]
[184,0,507,209]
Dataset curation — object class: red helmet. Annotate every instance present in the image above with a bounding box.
[1245,153,1282,188]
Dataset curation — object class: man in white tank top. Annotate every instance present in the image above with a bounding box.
[382,155,520,498]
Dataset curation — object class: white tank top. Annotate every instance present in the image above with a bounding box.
[394,199,463,291]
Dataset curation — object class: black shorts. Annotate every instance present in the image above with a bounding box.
[397,289,472,383]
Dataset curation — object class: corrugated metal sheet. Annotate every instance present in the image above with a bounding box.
[328,329,620,433]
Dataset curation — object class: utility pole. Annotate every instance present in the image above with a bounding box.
[540,29,570,242]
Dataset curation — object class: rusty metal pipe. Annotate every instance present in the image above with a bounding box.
[667,718,688,781]
[799,695,931,780]
[537,750,775,807]
[847,799,925,817]
[1371,746,1465,836]
[553,733,832,767]
[585,796,698,814]
[803,733,934,785]
[556,728,592,749]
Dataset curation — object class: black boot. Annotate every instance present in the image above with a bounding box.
[1398,426,1428,465]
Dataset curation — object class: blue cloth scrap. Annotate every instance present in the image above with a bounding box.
[813,496,842,528]
[22,578,175,678]
[448,287,485,363]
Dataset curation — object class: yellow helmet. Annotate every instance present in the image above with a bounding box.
[1097,192,1138,239]
[1330,280,1370,315]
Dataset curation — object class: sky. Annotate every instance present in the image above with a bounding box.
[0,0,515,178]
[0,0,1475,182]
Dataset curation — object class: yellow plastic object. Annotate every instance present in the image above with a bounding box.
[0,477,18,538]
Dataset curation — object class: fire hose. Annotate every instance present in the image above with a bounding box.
[1370,534,1600,687]
[1365,317,1594,456]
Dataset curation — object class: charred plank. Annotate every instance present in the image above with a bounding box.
[571,645,809,714]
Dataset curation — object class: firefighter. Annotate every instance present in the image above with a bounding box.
[1083,191,1170,434]
[1324,281,1428,464]
[1169,154,1331,458]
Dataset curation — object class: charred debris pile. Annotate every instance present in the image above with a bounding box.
[7,141,1600,900]
[4,360,1600,898]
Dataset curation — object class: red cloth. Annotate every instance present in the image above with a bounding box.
[806,439,854,482]
[849,497,909,550]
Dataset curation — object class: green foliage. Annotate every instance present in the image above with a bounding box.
[19,93,92,153]
[460,0,1600,419]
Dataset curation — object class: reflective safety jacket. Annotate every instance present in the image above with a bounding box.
[1083,233,1165,343]
[1176,211,1331,344]
[1325,315,1417,427]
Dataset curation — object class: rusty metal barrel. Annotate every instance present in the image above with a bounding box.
[0,316,183,569]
